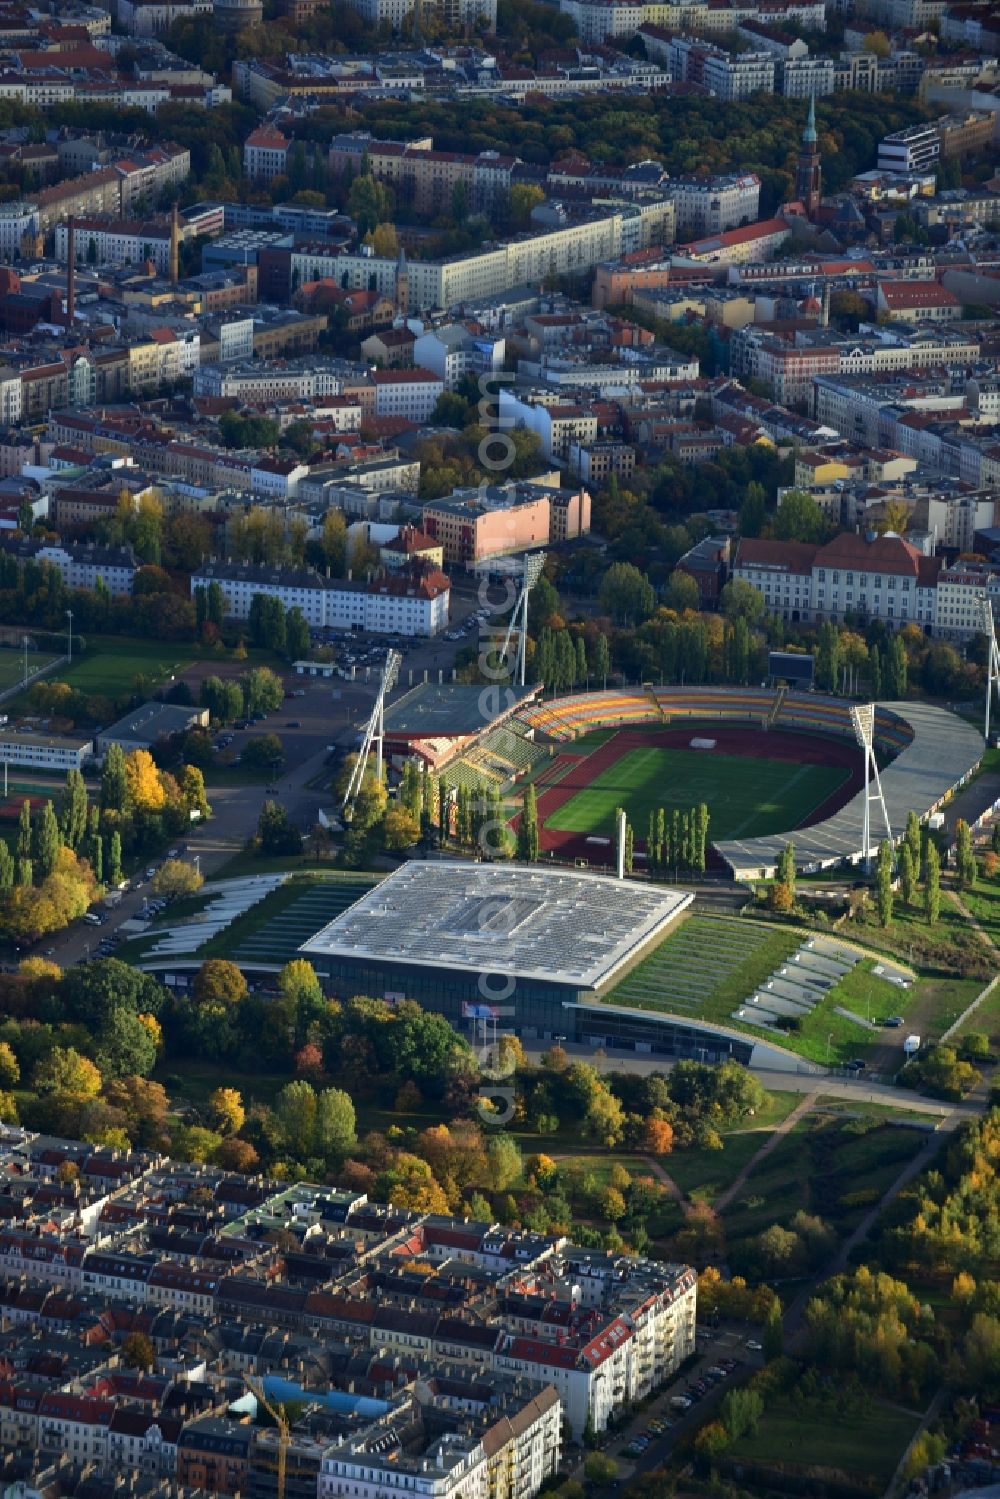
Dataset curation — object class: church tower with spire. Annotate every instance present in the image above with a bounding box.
[795,94,822,220]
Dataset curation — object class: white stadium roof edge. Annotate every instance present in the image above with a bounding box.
[716,699,983,879]
[300,861,694,991]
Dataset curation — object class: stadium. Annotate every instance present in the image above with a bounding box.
[420,684,983,879]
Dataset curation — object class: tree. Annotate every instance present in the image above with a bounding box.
[34,1047,101,1097]
[903,811,922,866]
[32,800,61,883]
[285,607,310,662]
[955,819,976,890]
[96,1007,158,1078]
[887,635,908,698]
[599,562,655,625]
[274,1079,318,1159]
[62,959,165,1031]
[486,1133,522,1190]
[773,489,825,543]
[593,632,610,688]
[193,959,247,1008]
[122,1332,155,1370]
[641,1111,674,1154]
[0,844,13,892]
[583,1456,617,1488]
[16,799,31,863]
[124,749,165,814]
[665,570,700,612]
[152,860,204,898]
[899,844,915,906]
[0,1042,19,1088]
[179,765,211,821]
[876,838,893,927]
[257,800,302,857]
[777,841,796,899]
[720,1388,764,1442]
[763,1300,784,1361]
[242,734,285,770]
[245,666,285,717]
[101,742,129,815]
[209,1087,245,1135]
[382,807,420,850]
[108,832,122,887]
[509,182,545,226]
[721,578,765,624]
[315,1087,356,1159]
[59,770,89,852]
[517,784,539,862]
[924,841,941,925]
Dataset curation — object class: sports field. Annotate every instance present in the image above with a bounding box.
[0,649,59,692]
[545,744,850,841]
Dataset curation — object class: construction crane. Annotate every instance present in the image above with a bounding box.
[341,648,401,821]
[245,1375,289,1499]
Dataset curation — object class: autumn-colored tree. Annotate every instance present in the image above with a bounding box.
[215,1136,260,1173]
[152,860,204,898]
[382,807,420,851]
[0,1042,19,1088]
[192,959,248,1008]
[642,1111,674,1154]
[122,1332,155,1370]
[294,1043,326,1082]
[137,1013,163,1052]
[123,749,166,813]
[34,1047,102,1097]
[768,880,793,914]
[208,1087,245,1136]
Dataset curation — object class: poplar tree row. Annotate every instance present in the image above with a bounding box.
[646,803,710,876]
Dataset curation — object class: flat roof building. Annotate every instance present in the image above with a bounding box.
[96,701,209,755]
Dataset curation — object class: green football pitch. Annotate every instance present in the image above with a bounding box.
[544,746,850,841]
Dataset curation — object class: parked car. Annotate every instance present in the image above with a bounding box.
[746,1339,763,1352]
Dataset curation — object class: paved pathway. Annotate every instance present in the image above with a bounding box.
[712,1092,819,1214]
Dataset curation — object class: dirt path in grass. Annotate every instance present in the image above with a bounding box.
[711,1092,820,1214]
[638,1155,694,1216]
[948,887,998,953]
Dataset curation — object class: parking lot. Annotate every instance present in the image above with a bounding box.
[570,1325,762,1483]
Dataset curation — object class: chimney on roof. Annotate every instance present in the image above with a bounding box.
[66,217,75,329]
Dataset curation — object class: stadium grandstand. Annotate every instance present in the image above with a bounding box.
[381,682,980,874]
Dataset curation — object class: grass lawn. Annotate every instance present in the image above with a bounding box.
[721,1111,926,1253]
[952,979,1000,1050]
[545,745,849,841]
[730,1394,919,1485]
[665,1092,801,1205]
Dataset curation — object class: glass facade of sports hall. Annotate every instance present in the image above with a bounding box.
[305,955,753,1065]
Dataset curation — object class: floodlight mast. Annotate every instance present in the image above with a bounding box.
[342,649,401,821]
[850,702,891,870]
[980,595,1000,744]
[501,551,545,688]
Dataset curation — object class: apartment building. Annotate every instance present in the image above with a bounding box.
[732,531,941,630]
[2,539,138,595]
[413,325,505,389]
[876,280,962,323]
[499,391,599,461]
[55,216,173,274]
[703,48,776,98]
[878,122,940,173]
[189,560,452,635]
[669,172,761,236]
[329,134,517,217]
[676,217,791,266]
[422,481,590,564]
[243,125,291,181]
[371,368,444,423]
[331,204,667,314]
[782,56,836,95]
